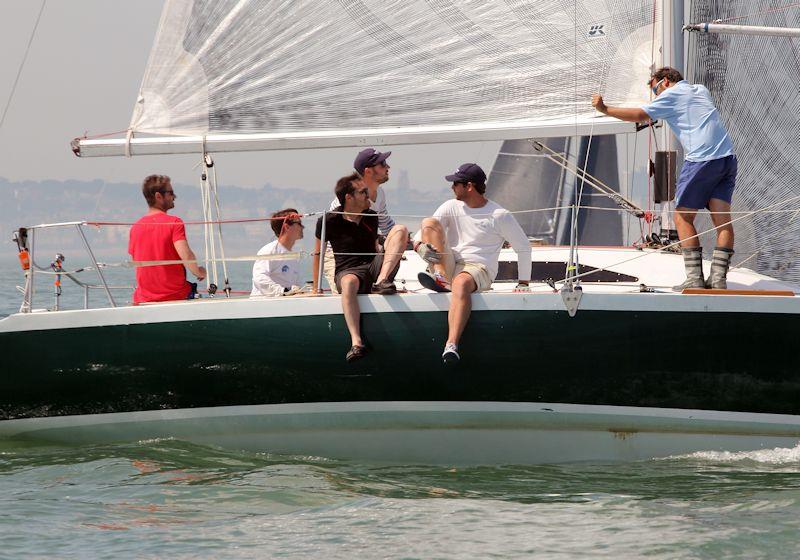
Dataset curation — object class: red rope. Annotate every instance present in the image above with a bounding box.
[87,214,314,227]
[73,128,131,141]
[718,2,800,23]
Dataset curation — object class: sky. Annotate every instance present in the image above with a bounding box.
[0,1,498,191]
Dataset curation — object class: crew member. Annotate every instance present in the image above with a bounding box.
[416,163,531,364]
[129,174,206,303]
[592,66,737,289]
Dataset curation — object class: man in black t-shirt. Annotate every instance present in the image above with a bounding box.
[313,173,409,362]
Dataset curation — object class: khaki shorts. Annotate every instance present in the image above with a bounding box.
[323,245,338,294]
[435,249,493,292]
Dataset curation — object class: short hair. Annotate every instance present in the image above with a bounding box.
[471,181,487,195]
[652,66,683,83]
[270,208,299,237]
[142,174,171,207]
[334,172,360,207]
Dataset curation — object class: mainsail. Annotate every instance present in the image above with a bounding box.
[687,0,800,283]
[77,0,659,156]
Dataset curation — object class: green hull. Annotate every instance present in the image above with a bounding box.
[2,308,798,419]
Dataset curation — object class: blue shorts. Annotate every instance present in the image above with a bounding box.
[675,155,737,210]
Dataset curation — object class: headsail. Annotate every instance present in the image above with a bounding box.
[77,0,660,157]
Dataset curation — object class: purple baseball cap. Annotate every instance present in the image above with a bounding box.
[354,148,391,175]
[445,163,487,184]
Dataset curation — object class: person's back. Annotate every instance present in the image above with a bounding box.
[128,174,206,304]
[129,213,190,303]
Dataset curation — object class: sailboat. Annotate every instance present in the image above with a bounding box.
[1,0,799,464]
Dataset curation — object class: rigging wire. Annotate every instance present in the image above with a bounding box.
[0,0,47,132]
[717,2,800,23]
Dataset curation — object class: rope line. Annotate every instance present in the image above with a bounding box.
[53,204,800,230]
[0,0,47,131]
[717,2,800,23]
[552,193,800,285]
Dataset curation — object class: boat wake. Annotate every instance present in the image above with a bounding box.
[666,442,800,465]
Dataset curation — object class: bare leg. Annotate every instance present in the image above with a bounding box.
[376,224,409,282]
[708,198,734,249]
[675,207,699,248]
[339,274,363,347]
[419,217,449,279]
[447,272,477,346]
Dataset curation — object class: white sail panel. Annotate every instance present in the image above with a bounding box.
[128,0,660,142]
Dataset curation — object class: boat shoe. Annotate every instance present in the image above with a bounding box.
[371,280,397,295]
[346,344,367,363]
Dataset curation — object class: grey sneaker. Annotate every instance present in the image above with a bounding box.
[442,342,460,364]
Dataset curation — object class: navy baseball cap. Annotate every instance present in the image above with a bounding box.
[354,148,391,175]
[445,163,486,184]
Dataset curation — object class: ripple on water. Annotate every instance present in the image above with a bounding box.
[2,439,800,558]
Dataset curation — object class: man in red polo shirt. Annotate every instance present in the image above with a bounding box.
[128,174,206,304]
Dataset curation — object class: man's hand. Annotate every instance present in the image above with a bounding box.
[591,94,608,114]
[195,266,207,281]
[513,282,531,293]
[414,242,441,264]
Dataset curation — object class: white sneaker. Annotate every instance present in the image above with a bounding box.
[442,342,460,364]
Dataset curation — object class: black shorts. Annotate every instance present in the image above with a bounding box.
[334,252,399,294]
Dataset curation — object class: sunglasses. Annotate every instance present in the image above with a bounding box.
[287,221,304,228]
[649,78,664,95]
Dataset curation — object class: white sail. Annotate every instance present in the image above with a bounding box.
[78,0,661,156]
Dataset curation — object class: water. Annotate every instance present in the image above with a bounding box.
[2,439,800,558]
[0,257,263,318]
[4,262,800,557]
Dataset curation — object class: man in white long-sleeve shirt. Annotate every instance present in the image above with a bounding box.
[415,163,532,364]
[324,148,396,292]
[251,208,305,297]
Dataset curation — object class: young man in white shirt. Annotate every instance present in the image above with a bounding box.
[250,208,305,297]
[415,163,532,364]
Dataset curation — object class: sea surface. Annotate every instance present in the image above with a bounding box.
[3,262,800,558]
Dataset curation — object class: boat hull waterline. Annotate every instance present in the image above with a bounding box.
[2,401,800,464]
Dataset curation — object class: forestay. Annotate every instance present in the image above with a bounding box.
[78,0,660,156]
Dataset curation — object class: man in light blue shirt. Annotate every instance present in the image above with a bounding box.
[592,66,737,290]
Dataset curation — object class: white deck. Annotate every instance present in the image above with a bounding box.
[2,247,797,333]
